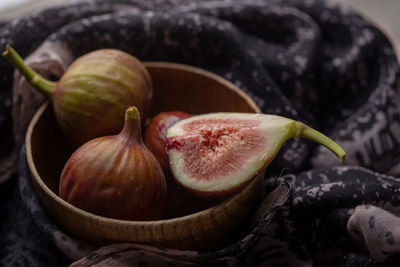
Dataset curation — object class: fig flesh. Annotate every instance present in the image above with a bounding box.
[144,111,192,175]
[166,113,346,197]
[3,45,152,145]
[59,107,166,221]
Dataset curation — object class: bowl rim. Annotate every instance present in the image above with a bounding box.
[25,61,262,226]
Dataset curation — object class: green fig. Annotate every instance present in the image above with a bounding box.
[3,45,152,145]
[166,113,346,197]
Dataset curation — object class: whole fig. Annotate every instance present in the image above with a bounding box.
[144,111,191,175]
[59,106,166,221]
[3,45,152,145]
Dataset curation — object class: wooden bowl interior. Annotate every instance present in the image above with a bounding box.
[146,62,260,115]
[26,62,262,250]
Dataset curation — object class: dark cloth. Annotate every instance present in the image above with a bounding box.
[1,0,400,266]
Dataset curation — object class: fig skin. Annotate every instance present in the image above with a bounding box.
[144,111,192,175]
[3,45,153,145]
[59,107,166,221]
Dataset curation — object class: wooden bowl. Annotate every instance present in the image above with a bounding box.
[25,62,262,251]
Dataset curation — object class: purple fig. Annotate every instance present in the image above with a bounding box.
[144,110,192,175]
[59,106,166,221]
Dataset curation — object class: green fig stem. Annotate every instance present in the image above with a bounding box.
[295,121,346,163]
[2,44,56,98]
[121,106,142,141]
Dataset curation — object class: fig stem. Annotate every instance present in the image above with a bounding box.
[121,106,142,141]
[2,44,56,98]
[295,122,346,163]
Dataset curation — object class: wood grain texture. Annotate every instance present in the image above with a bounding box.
[25,62,262,250]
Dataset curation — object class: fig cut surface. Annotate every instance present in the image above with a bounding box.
[166,112,346,197]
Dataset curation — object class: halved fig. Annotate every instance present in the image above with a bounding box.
[166,113,345,197]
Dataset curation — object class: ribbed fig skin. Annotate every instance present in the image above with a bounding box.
[53,49,153,145]
[59,135,166,221]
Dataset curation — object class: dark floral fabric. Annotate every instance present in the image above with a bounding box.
[0,0,400,266]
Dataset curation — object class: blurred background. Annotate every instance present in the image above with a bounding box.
[335,0,400,60]
[0,0,399,60]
